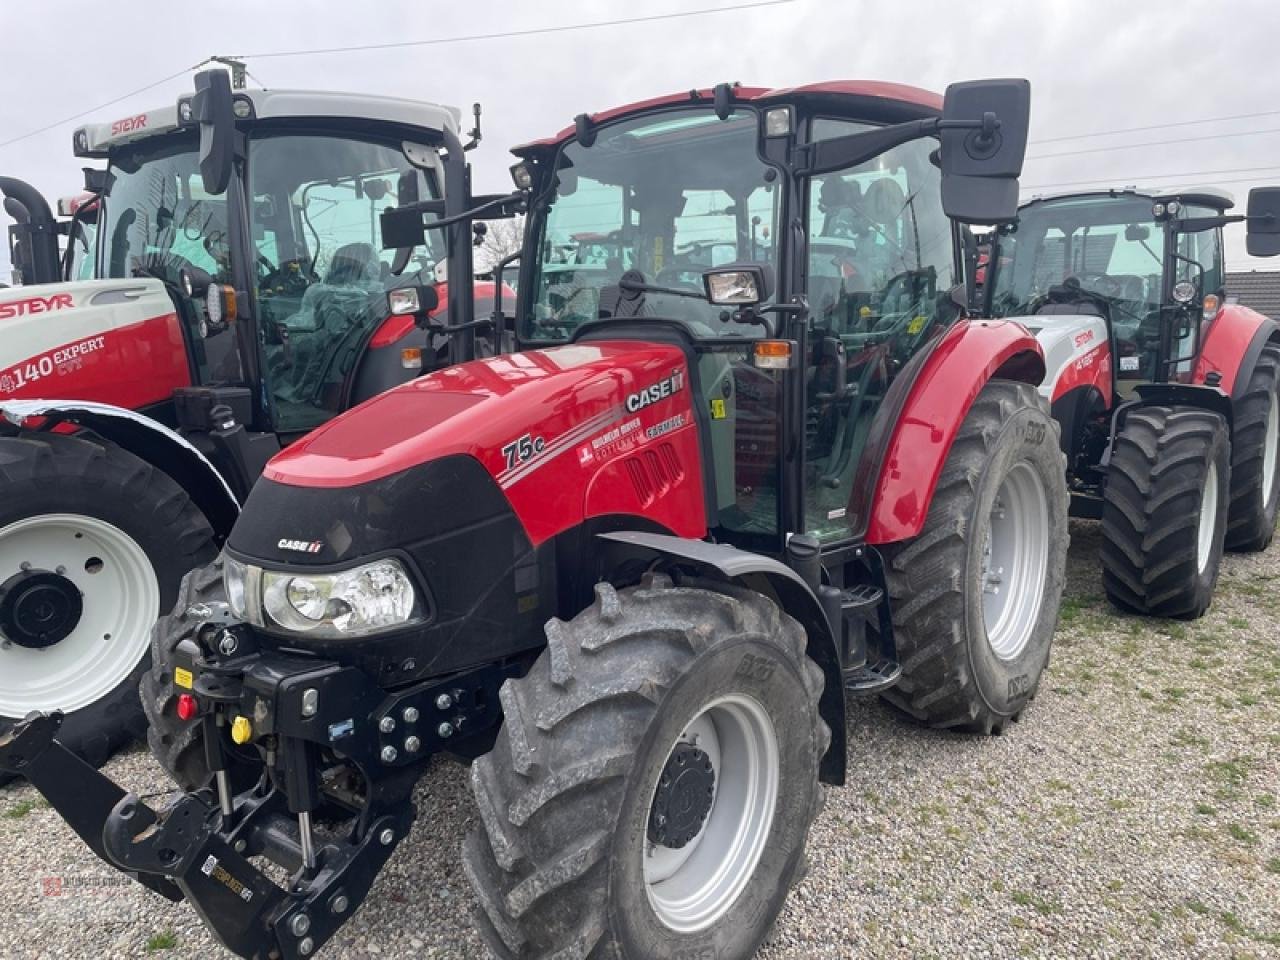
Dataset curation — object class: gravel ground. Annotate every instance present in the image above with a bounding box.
[1,521,1277,959]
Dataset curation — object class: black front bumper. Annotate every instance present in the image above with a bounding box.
[0,625,512,959]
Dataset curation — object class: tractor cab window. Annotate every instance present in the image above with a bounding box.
[524,109,782,342]
[101,138,232,289]
[802,118,957,542]
[991,195,1171,383]
[67,217,97,281]
[248,133,445,434]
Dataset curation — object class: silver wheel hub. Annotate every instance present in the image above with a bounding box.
[0,514,158,716]
[1197,461,1219,574]
[980,461,1050,660]
[643,694,779,933]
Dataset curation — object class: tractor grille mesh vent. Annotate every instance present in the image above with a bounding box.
[625,443,684,506]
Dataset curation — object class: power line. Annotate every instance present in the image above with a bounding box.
[0,1,794,153]
[1030,108,1280,146]
[1028,126,1280,161]
[0,65,199,151]
[1022,163,1280,192]
[233,0,799,59]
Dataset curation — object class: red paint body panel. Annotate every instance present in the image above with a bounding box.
[264,342,706,546]
[0,311,191,409]
[1191,304,1275,394]
[865,320,1046,545]
[514,81,941,152]
[1051,341,1113,407]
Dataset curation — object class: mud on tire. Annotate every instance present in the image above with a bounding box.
[1225,342,1280,552]
[465,575,828,960]
[0,431,215,785]
[879,380,1068,734]
[1101,405,1230,619]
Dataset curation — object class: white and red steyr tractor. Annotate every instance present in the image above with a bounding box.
[0,70,515,775]
[989,186,1280,617]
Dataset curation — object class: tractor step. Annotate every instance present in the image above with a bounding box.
[843,659,902,695]
[840,583,883,616]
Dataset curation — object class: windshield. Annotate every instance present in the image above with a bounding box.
[101,136,232,287]
[523,108,780,341]
[991,195,1164,326]
[249,132,446,433]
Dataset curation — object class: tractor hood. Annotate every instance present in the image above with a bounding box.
[261,340,706,547]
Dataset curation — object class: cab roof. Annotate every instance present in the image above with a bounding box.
[512,80,944,156]
[1023,185,1235,212]
[77,88,461,158]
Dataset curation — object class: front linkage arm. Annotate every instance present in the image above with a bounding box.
[0,710,412,960]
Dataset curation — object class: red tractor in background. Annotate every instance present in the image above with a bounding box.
[988,186,1280,617]
[0,71,514,778]
[2,77,1063,960]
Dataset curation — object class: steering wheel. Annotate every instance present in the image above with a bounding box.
[259,257,317,297]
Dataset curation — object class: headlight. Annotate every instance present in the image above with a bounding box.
[223,555,423,639]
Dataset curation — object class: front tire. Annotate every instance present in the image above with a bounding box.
[1101,406,1230,619]
[880,380,1068,734]
[465,576,827,960]
[1225,342,1280,552]
[0,432,215,782]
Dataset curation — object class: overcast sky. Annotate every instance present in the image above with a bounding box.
[2,0,1279,283]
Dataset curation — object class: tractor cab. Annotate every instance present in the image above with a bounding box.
[72,81,469,438]
[510,82,996,548]
[990,187,1265,395]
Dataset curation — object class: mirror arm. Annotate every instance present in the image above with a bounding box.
[798,118,936,177]
[405,192,524,232]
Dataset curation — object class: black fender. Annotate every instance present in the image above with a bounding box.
[1127,382,1233,431]
[597,530,847,785]
[0,399,240,540]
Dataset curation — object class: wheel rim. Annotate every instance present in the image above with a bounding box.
[643,694,779,933]
[1263,393,1279,503]
[0,514,158,716]
[980,461,1050,660]
[1197,462,1219,574]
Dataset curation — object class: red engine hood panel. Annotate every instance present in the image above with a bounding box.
[265,340,706,544]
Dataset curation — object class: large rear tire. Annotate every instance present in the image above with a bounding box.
[879,380,1068,734]
[0,432,215,784]
[1101,406,1230,619]
[465,576,827,960]
[1225,342,1280,552]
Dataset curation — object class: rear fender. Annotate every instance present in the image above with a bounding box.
[597,530,848,785]
[1193,304,1278,396]
[0,399,240,539]
[864,319,1045,545]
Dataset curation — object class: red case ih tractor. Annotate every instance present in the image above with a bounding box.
[988,187,1280,617]
[0,71,513,777]
[2,77,1067,960]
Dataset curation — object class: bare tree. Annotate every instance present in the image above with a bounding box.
[474,215,525,273]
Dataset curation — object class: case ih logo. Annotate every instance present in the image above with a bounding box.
[0,293,73,320]
[110,114,147,136]
[625,369,686,413]
[277,538,323,554]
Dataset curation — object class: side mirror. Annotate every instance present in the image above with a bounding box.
[192,70,235,196]
[387,285,441,327]
[1246,186,1280,257]
[380,205,428,250]
[703,263,773,306]
[938,78,1031,225]
[1124,223,1150,242]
